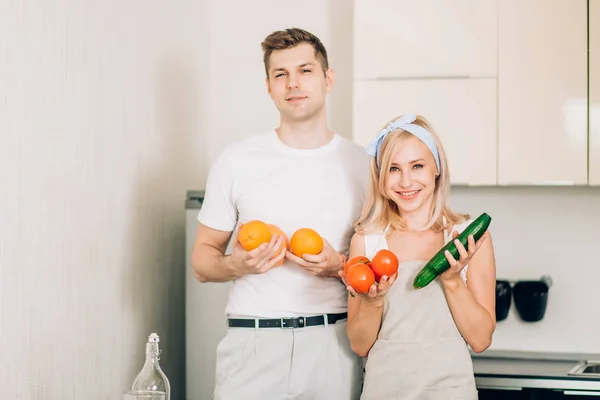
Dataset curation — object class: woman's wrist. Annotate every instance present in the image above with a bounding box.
[362,297,384,309]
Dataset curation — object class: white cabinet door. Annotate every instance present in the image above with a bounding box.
[353,80,497,185]
[590,0,600,186]
[354,0,498,79]
[497,0,588,185]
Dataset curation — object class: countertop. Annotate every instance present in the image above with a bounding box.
[471,350,600,393]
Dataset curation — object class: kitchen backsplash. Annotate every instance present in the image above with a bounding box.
[449,186,600,354]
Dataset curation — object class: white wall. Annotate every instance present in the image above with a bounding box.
[0,1,355,399]
[0,1,207,399]
[449,186,600,354]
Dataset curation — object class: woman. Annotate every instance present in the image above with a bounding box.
[342,114,497,399]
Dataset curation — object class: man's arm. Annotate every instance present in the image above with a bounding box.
[190,224,238,282]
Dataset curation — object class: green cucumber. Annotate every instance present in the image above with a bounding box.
[412,212,492,289]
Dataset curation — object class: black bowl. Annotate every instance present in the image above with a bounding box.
[513,280,549,322]
[495,280,512,321]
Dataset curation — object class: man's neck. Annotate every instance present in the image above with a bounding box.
[276,114,333,150]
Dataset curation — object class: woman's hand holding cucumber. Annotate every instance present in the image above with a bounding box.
[439,230,490,283]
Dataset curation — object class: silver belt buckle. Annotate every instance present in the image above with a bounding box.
[280,316,305,329]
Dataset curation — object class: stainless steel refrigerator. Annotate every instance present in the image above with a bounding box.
[185,190,232,400]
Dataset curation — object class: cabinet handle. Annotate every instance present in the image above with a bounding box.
[477,386,522,391]
[563,391,600,396]
[363,75,473,81]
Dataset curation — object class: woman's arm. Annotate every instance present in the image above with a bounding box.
[441,232,497,353]
[345,233,395,357]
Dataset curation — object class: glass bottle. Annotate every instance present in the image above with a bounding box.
[131,333,171,400]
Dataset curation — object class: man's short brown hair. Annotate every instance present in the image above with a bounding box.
[261,27,329,78]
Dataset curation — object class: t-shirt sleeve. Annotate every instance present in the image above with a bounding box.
[197,151,238,232]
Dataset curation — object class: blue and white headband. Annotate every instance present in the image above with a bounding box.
[365,113,441,173]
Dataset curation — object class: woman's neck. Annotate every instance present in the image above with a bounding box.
[399,201,435,232]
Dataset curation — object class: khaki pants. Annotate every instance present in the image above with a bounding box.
[213,320,363,400]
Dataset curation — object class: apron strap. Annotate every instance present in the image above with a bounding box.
[364,225,389,259]
[443,216,451,244]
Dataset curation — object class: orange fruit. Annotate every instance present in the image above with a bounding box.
[238,220,272,251]
[344,256,371,274]
[289,228,323,257]
[346,263,375,294]
[267,224,289,266]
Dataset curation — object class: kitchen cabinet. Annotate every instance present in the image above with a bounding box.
[497,0,588,185]
[562,393,600,399]
[353,0,497,79]
[590,0,600,186]
[353,79,497,185]
[478,389,600,399]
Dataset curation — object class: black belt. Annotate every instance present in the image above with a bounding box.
[227,312,347,329]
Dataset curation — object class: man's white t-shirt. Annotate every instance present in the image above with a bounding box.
[197,130,370,318]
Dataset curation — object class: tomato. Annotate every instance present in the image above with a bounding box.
[346,263,375,294]
[370,249,399,283]
[344,255,370,274]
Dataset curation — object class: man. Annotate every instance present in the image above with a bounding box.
[191,27,369,400]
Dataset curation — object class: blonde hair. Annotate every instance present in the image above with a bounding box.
[354,114,469,234]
